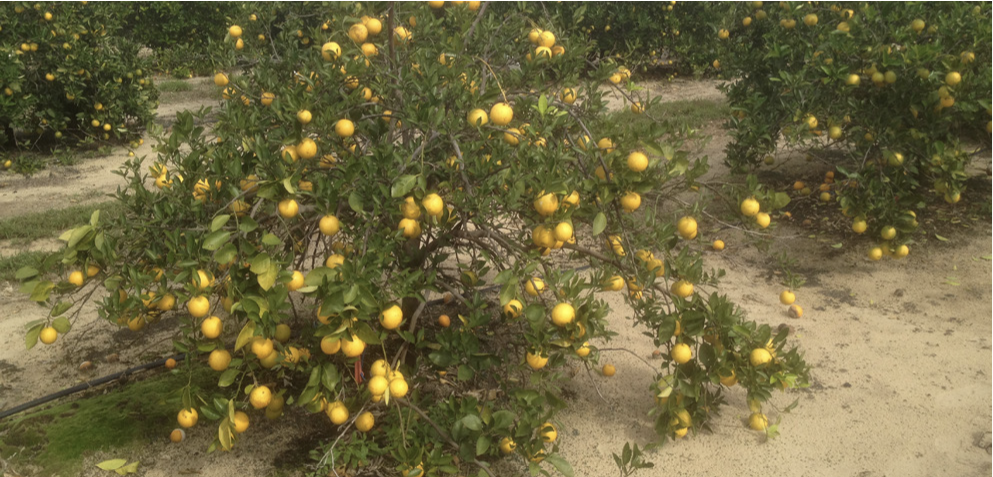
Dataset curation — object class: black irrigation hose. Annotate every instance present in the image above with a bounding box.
[0,354,187,421]
[0,264,596,421]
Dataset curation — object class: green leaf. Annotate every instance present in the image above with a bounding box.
[545,454,574,477]
[352,321,382,345]
[391,174,418,198]
[538,94,548,115]
[210,214,231,232]
[592,212,607,236]
[935,234,949,242]
[261,233,282,247]
[115,461,140,475]
[250,254,270,274]
[202,231,232,251]
[235,322,256,351]
[52,316,71,333]
[15,266,39,280]
[491,410,515,430]
[89,209,101,227]
[51,301,73,317]
[25,323,42,350]
[239,217,258,233]
[461,414,483,431]
[215,244,237,265]
[30,281,54,303]
[258,266,278,290]
[67,225,93,248]
[218,369,239,387]
[476,435,490,456]
[348,191,364,213]
[282,177,296,194]
[96,459,127,471]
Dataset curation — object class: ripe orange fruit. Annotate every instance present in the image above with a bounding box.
[320,336,341,355]
[250,385,273,409]
[526,351,548,370]
[208,349,231,371]
[165,358,177,370]
[602,364,616,377]
[169,429,185,443]
[341,334,366,357]
[39,326,58,345]
[438,314,451,327]
[201,316,222,339]
[233,411,250,433]
[355,411,375,432]
[177,408,198,428]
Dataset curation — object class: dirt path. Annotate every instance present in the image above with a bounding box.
[2,78,991,477]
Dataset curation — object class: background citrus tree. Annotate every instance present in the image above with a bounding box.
[0,2,158,156]
[551,2,730,77]
[714,1,991,258]
[17,2,809,475]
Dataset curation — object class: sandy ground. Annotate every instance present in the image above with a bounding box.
[2,77,991,477]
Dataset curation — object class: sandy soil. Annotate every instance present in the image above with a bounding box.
[1,78,991,477]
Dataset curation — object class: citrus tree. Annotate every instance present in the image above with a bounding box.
[17,2,809,475]
[552,2,730,77]
[0,2,158,156]
[714,1,991,258]
[120,2,242,78]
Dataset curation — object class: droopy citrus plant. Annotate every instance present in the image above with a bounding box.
[0,2,158,154]
[18,2,808,475]
[715,1,991,258]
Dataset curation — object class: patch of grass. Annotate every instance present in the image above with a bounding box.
[0,368,214,476]
[613,98,729,130]
[0,201,123,242]
[0,251,51,281]
[157,79,192,93]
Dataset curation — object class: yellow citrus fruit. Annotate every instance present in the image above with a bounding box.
[880,226,896,240]
[389,377,409,398]
[274,324,291,343]
[335,119,355,138]
[503,299,523,318]
[233,411,250,433]
[68,270,85,287]
[297,109,312,124]
[326,254,345,268]
[671,343,692,364]
[750,348,772,366]
[368,375,389,395]
[355,411,375,432]
[945,71,961,87]
[250,337,275,359]
[748,412,769,431]
[620,192,641,212]
[602,364,616,377]
[524,277,546,296]
[551,303,575,327]
[188,295,210,318]
[868,247,883,261]
[380,304,403,330]
[740,197,760,217]
[719,370,737,387]
[676,216,697,239]
[208,349,231,371]
[526,351,548,370]
[319,215,341,236]
[213,72,229,87]
[499,437,516,454]
[348,23,369,43]
[201,316,223,339]
[39,326,58,344]
[713,240,725,251]
[250,385,273,409]
[326,401,349,425]
[533,192,559,216]
[228,25,242,38]
[177,408,198,428]
[438,314,451,327]
[560,88,577,104]
[341,335,366,357]
[490,102,514,126]
[779,290,795,305]
[422,193,444,217]
[467,108,488,125]
[540,422,558,442]
[670,279,693,298]
[321,42,341,61]
[627,151,648,172]
[287,270,305,291]
[320,336,341,355]
[169,429,185,442]
[398,218,421,238]
[393,26,411,42]
[278,199,299,219]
